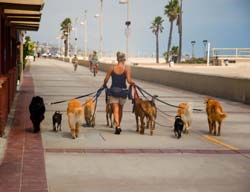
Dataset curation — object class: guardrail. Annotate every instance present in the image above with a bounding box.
[212,48,250,58]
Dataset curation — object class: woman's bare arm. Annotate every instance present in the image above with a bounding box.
[103,66,113,87]
[125,66,135,85]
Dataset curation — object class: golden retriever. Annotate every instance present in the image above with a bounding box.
[205,98,227,136]
[67,99,84,139]
[177,102,193,134]
[84,98,96,127]
[133,96,157,136]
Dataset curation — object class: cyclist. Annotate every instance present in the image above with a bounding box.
[91,51,99,76]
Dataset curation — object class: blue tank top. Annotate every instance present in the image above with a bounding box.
[111,67,127,89]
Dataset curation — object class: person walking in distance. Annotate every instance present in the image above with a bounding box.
[72,54,78,71]
[103,51,135,134]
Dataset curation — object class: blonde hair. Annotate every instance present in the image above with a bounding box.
[116,51,126,62]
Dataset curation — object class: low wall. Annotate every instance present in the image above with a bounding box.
[66,59,250,105]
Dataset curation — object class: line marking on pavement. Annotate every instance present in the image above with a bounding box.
[202,135,238,151]
[45,148,250,155]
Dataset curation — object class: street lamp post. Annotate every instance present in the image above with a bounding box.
[119,0,130,61]
[56,35,61,56]
[191,40,196,58]
[95,0,103,58]
[73,17,78,56]
[207,42,210,66]
[203,40,208,60]
[81,10,88,59]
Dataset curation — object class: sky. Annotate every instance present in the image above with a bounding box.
[28,0,250,57]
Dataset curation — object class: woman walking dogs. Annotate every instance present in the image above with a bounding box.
[103,52,135,134]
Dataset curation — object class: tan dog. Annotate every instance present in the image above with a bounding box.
[134,96,157,136]
[177,102,193,134]
[67,99,84,139]
[105,96,113,128]
[205,98,227,136]
[84,98,96,127]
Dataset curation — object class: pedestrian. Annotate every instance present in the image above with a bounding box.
[72,54,78,71]
[103,51,135,134]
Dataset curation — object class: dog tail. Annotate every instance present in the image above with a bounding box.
[219,112,227,120]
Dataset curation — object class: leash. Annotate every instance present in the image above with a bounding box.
[135,85,203,112]
[47,91,96,105]
[89,87,106,125]
[132,85,174,128]
[155,121,173,128]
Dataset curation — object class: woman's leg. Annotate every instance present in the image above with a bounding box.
[112,103,120,128]
[119,104,124,125]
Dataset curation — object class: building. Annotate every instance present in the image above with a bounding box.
[0,0,44,136]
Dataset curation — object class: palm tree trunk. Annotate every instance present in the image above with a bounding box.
[177,0,183,63]
[64,35,69,57]
[167,21,173,62]
[156,33,159,63]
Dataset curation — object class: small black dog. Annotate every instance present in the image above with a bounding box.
[52,111,62,132]
[174,115,184,139]
[29,96,46,133]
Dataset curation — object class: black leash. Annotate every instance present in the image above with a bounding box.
[89,87,105,124]
[136,85,203,112]
[48,91,96,105]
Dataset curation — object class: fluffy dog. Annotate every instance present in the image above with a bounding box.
[29,96,46,133]
[52,111,62,132]
[174,115,184,139]
[84,98,96,127]
[205,98,227,136]
[133,96,157,136]
[105,95,113,128]
[177,102,193,134]
[67,99,84,139]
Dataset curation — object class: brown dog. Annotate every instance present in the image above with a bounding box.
[67,99,84,139]
[134,96,157,136]
[205,98,227,136]
[177,102,193,134]
[84,98,96,127]
[105,96,113,128]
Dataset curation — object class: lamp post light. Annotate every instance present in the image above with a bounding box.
[81,10,88,59]
[191,40,196,58]
[119,0,130,61]
[72,17,78,56]
[56,35,61,56]
[95,0,103,58]
[203,40,208,60]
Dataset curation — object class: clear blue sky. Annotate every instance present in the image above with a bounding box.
[28,0,250,57]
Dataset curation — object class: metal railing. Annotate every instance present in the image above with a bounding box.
[212,48,250,58]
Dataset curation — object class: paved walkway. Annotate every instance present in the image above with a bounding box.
[0,66,47,191]
[0,58,250,192]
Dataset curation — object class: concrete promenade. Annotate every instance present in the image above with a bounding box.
[0,58,250,192]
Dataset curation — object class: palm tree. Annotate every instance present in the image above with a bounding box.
[177,0,183,62]
[60,18,72,57]
[150,16,164,63]
[164,0,180,62]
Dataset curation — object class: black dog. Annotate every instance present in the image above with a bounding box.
[52,111,62,132]
[174,115,184,139]
[29,96,46,133]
